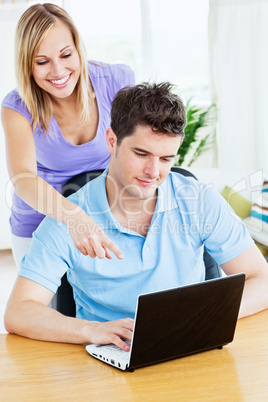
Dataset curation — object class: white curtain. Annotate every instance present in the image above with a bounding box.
[208,0,268,172]
[141,0,210,104]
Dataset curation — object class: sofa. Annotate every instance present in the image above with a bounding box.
[188,167,268,258]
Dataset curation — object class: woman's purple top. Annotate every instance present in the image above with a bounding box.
[2,61,135,237]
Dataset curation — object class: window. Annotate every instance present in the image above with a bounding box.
[64,0,210,104]
[64,0,142,77]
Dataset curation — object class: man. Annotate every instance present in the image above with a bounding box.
[5,83,268,351]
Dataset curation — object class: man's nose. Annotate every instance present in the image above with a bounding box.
[144,158,159,179]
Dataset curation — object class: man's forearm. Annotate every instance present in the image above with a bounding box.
[238,276,268,319]
[221,244,268,319]
[5,301,90,344]
[5,300,134,349]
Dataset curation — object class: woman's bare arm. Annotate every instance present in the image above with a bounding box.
[1,107,123,259]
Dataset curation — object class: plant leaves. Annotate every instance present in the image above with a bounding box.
[175,100,216,166]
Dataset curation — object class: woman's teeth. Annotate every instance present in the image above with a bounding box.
[51,75,70,85]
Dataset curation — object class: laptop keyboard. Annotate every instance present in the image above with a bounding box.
[103,340,131,359]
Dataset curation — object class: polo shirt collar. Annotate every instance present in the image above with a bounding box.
[89,169,178,229]
[155,173,178,213]
[89,169,141,235]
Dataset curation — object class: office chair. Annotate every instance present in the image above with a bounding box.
[57,167,221,317]
[57,170,104,317]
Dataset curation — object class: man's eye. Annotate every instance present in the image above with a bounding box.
[161,157,173,163]
[135,152,146,157]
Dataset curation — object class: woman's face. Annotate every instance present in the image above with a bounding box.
[32,20,81,100]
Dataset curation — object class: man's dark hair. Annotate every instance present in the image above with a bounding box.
[110,82,187,145]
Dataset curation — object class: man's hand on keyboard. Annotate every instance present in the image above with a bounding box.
[88,318,134,351]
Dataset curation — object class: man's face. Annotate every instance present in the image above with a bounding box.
[106,125,183,203]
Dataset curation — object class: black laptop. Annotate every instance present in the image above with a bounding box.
[86,273,245,371]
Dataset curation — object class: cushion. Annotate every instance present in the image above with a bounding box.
[221,186,252,219]
[243,180,268,250]
[221,185,268,256]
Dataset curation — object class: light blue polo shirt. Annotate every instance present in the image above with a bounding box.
[20,169,253,322]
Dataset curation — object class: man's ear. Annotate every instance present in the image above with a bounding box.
[106,128,117,155]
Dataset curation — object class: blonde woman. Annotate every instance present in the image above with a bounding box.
[1,3,135,268]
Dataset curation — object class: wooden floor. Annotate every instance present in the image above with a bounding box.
[0,249,17,333]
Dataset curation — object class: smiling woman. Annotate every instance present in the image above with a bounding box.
[1,3,135,269]
[32,21,81,100]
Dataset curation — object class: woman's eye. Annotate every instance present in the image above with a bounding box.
[36,60,48,66]
[62,53,71,59]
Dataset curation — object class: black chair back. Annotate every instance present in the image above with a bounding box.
[57,170,104,317]
[171,167,222,280]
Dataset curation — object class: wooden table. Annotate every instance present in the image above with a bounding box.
[0,310,268,401]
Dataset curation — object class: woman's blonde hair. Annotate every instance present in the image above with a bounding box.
[15,3,91,133]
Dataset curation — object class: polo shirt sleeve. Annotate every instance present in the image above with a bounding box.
[197,185,254,265]
[19,215,81,293]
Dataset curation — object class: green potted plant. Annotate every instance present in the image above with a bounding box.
[174,99,216,167]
